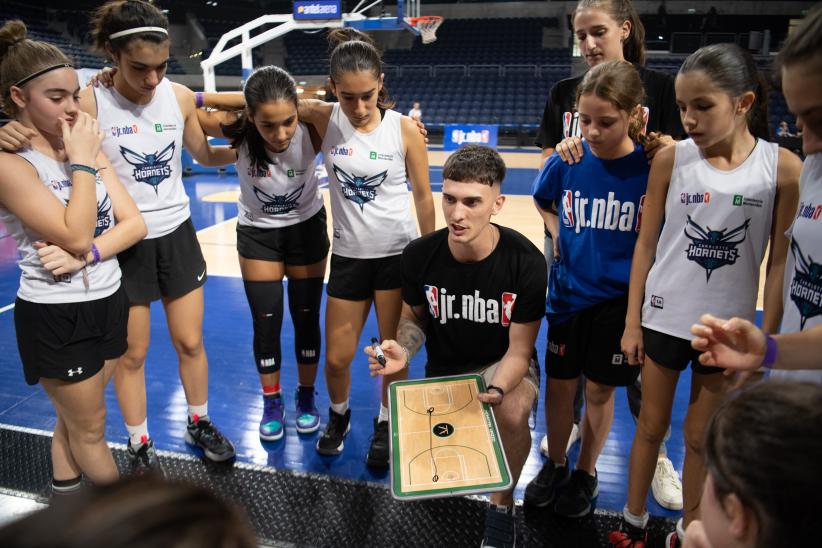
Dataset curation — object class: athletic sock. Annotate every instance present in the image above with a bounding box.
[125,418,149,447]
[263,384,281,396]
[330,399,349,415]
[378,404,389,423]
[188,402,208,422]
[623,505,650,529]
[52,475,82,496]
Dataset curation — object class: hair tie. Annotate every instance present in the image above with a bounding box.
[14,63,74,87]
[109,26,168,40]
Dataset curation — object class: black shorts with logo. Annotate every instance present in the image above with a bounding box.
[545,295,640,387]
[117,218,207,304]
[15,286,129,385]
[642,327,724,374]
[326,254,402,301]
[236,207,330,265]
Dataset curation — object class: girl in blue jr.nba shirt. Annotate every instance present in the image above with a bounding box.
[530,60,650,518]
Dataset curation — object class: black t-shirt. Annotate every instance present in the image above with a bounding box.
[534,65,684,149]
[401,225,547,377]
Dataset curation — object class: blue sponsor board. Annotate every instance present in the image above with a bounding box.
[293,0,342,20]
[443,124,499,150]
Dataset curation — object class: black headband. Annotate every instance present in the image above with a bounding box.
[13,63,74,88]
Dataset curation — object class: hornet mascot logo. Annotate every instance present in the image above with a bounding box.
[684,215,750,281]
[789,238,822,329]
[253,184,303,215]
[120,142,175,194]
[63,193,113,237]
[333,164,386,211]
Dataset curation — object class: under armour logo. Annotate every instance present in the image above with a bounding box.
[67,367,84,377]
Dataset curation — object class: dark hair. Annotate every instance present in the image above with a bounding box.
[705,381,822,548]
[222,65,299,174]
[576,60,646,141]
[327,28,394,110]
[0,475,258,548]
[679,43,771,140]
[574,0,646,66]
[91,0,169,57]
[442,144,506,187]
[776,4,822,75]
[0,20,73,117]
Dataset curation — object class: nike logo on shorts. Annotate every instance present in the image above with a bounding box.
[197,269,206,281]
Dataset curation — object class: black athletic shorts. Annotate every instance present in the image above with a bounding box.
[326,254,402,300]
[545,295,640,387]
[117,218,207,304]
[15,285,128,385]
[642,327,724,374]
[236,207,329,265]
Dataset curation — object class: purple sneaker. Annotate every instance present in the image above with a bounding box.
[260,393,285,441]
[295,386,320,434]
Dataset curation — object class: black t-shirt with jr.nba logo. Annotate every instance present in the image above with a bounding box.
[401,225,547,377]
[534,64,683,150]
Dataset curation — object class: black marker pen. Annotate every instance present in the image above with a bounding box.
[371,337,386,367]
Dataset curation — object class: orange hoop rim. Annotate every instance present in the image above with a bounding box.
[409,15,444,25]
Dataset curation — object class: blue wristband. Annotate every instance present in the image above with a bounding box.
[195,91,204,108]
[90,243,101,266]
[762,334,778,369]
[70,163,97,176]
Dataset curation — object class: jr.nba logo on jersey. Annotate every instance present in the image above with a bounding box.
[253,184,303,215]
[789,239,822,329]
[501,292,517,327]
[333,164,386,211]
[424,285,439,318]
[120,142,175,194]
[684,215,750,281]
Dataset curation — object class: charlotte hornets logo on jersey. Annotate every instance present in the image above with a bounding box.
[789,239,822,329]
[120,142,175,193]
[94,194,112,236]
[253,184,303,215]
[684,215,750,281]
[333,164,387,211]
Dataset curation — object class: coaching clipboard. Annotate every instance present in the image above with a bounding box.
[388,374,512,500]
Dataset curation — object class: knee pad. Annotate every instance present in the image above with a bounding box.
[243,280,284,374]
[287,277,324,364]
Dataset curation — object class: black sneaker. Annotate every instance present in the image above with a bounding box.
[608,518,649,547]
[523,459,570,507]
[554,469,599,518]
[184,416,236,462]
[127,438,164,476]
[366,418,389,467]
[316,408,351,455]
[480,504,516,548]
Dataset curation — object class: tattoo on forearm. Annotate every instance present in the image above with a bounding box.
[397,318,425,359]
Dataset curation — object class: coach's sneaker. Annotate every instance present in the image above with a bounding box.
[259,393,285,441]
[539,423,580,457]
[366,418,390,468]
[316,408,351,456]
[127,437,164,476]
[608,519,648,547]
[480,503,516,548]
[554,469,599,518]
[524,459,570,507]
[185,415,236,462]
[652,456,683,510]
[295,386,320,434]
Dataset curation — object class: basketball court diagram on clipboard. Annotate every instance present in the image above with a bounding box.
[389,374,512,500]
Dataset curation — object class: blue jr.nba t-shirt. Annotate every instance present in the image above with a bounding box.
[532,141,649,325]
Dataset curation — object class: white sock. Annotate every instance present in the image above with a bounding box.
[623,505,649,529]
[188,402,208,422]
[378,404,389,423]
[330,399,349,415]
[125,418,149,447]
[676,517,686,539]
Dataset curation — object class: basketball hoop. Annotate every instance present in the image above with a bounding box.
[409,16,443,44]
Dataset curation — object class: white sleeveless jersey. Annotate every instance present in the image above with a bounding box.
[94,78,188,238]
[0,148,121,303]
[237,123,323,228]
[771,153,822,383]
[642,139,778,340]
[322,104,417,258]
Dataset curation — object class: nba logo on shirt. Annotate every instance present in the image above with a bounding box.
[501,292,517,327]
[562,112,579,139]
[561,190,574,227]
[424,285,439,318]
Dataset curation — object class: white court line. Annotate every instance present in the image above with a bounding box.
[0,303,14,315]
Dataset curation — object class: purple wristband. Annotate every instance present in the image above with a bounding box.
[195,91,204,109]
[762,334,778,369]
[90,243,101,266]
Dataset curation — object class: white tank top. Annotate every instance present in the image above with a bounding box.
[94,78,188,239]
[0,148,121,303]
[771,153,822,383]
[322,104,417,258]
[237,123,323,228]
[642,139,778,340]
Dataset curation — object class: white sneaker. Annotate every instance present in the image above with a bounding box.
[652,456,683,510]
[539,423,581,457]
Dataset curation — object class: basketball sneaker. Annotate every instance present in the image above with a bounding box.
[652,456,683,510]
[665,531,681,548]
[608,519,649,547]
[259,393,285,441]
[480,503,516,548]
[184,415,236,462]
[554,469,598,518]
[523,459,570,507]
[366,418,389,467]
[316,408,351,455]
[295,386,320,434]
[127,437,164,476]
